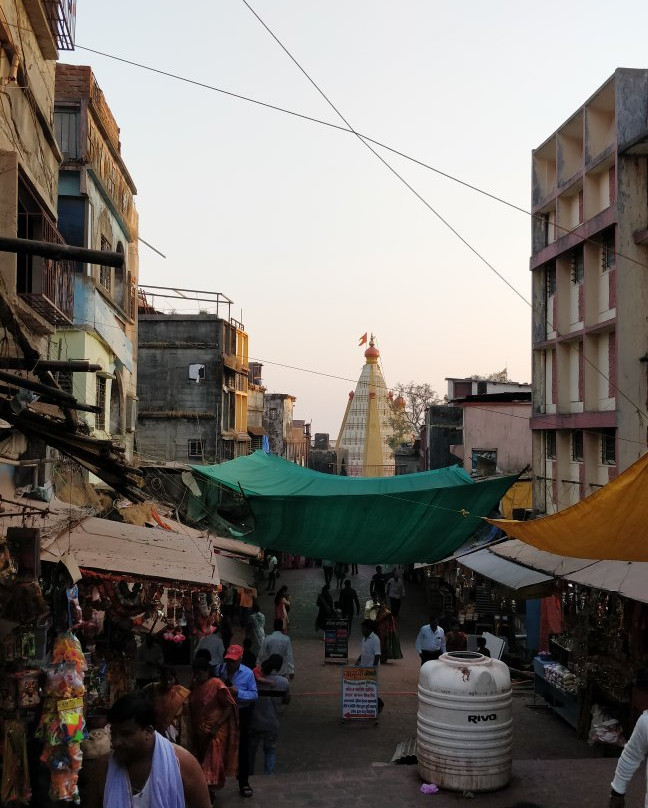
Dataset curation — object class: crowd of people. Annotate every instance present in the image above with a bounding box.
[84,558,509,807]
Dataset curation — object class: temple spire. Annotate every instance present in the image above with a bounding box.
[336,334,395,477]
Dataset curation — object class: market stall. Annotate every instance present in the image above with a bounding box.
[0,506,256,805]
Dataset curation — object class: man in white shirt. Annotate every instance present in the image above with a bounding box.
[258,619,295,678]
[385,571,405,617]
[415,616,446,665]
[193,630,225,666]
[357,620,383,715]
[265,553,278,593]
[609,710,648,807]
[357,619,381,667]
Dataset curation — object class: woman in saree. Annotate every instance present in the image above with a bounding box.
[143,665,190,743]
[374,603,403,663]
[274,586,290,633]
[189,657,239,796]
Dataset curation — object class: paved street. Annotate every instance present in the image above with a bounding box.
[215,564,643,807]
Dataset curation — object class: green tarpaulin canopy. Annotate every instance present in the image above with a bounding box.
[188,451,517,564]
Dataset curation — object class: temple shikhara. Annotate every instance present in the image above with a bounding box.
[336,335,395,477]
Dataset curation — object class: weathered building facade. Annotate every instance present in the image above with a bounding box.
[0,2,76,346]
[247,361,266,452]
[263,393,309,464]
[53,64,139,455]
[137,312,250,464]
[530,69,648,515]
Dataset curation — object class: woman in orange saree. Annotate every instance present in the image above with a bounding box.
[143,666,190,743]
[189,658,239,795]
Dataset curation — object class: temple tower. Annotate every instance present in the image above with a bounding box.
[336,335,395,477]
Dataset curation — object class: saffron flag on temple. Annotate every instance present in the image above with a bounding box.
[358,332,368,346]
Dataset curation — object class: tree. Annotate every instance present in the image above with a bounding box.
[386,382,444,451]
[469,368,509,382]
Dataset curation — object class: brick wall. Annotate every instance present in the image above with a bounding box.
[55,63,91,101]
[55,64,121,153]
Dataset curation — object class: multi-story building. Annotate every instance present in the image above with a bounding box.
[53,65,139,454]
[247,361,266,452]
[263,393,310,464]
[137,307,250,464]
[0,2,76,346]
[530,69,648,515]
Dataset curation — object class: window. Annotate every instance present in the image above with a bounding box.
[188,364,206,383]
[545,430,556,460]
[476,381,487,395]
[100,236,112,292]
[471,449,497,476]
[571,430,583,462]
[570,248,584,284]
[601,428,616,465]
[545,262,556,296]
[54,109,80,159]
[95,376,107,430]
[601,229,615,272]
[188,439,204,460]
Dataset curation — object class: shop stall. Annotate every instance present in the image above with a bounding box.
[0,508,256,805]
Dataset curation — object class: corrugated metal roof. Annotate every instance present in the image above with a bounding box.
[42,517,219,586]
[492,540,648,604]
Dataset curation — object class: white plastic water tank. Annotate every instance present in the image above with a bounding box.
[417,651,512,792]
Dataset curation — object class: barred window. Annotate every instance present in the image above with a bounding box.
[571,430,583,462]
[601,229,615,272]
[545,430,556,460]
[601,428,616,465]
[95,376,106,430]
[188,439,204,459]
[570,248,584,284]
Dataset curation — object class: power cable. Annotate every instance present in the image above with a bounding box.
[2,19,647,273]
[2,22,643,459]
[238,0,648,427]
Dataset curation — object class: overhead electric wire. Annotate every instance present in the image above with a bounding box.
[239,0,648,428]
[68,40,648,273]
[3,21,646,454]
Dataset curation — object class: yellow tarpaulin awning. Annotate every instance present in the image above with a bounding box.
[488,451,648,561]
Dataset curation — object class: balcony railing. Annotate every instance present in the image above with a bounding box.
[17,214,74,326]
[44,0,76,50]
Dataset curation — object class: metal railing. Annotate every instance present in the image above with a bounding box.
[17,213,74,325]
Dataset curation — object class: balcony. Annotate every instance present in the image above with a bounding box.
[43,0,76,50]
[17,214,74,328]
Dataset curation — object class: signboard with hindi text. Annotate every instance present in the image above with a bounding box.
[341,666,378,720]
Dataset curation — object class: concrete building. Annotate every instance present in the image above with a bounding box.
[335,335,394,477]
[52,65,139,455]
[0,3,76,344]
[247,361,266,452]
[421,405,463,470]
[530,69,648,515]
[263,394,310,465]
[446,380,532,478]
[137,307,250,464]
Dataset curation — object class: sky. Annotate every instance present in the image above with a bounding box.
[62,0,648,435]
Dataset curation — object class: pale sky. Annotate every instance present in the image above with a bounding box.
[63,1,648,435]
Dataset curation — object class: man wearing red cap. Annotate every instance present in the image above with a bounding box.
[215,644,258,798]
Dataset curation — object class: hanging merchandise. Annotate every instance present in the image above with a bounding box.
[37,633,88,804]
[1,719,31,805]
